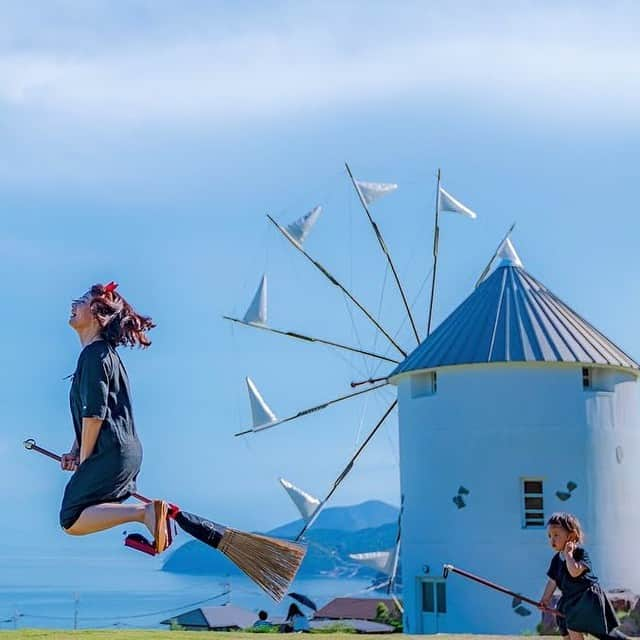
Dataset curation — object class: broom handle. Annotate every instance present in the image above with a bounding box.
[23,438,151,504]
[443,564,563,617]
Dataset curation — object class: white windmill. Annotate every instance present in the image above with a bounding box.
[226,166,552,632]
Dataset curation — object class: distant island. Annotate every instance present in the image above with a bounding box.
[162,499,400,579]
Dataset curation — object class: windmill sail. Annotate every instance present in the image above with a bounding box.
[246,377,277,429]
[476,233,522,287]
[279,478,321,521]
[495,236,523,268]
[286,206,322,245]
[243,274,267,325]
[349,548,397,576]
[438,187,477,219]
[355,180,398,205]
[474,223,516,288]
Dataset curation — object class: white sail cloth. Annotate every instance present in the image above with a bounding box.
[279,478,321,521]
[476,236,523,287]
[355,180,398,205]
[495,236,523,268]
[439,187,477,219]
[286,206,322,245]
[246,377,277,429]
[349,549,397,576]
[243,274,267,325]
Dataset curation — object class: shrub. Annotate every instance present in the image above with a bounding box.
[375,601,403,631]
[167,618,184,631]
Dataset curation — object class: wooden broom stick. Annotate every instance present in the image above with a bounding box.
[443,563,562,617]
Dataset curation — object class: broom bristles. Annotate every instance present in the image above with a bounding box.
[218,528,306,601]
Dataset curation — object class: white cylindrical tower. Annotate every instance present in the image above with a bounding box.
[388,242,640,634]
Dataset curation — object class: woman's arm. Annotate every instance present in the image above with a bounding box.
[79,418,103,464]
[540,578,557,606]
[77,346,111,465]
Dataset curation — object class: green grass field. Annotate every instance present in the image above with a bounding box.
[0,633,560,640]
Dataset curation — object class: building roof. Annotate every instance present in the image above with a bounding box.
[390,247,638,378]
[314,597,401,621]
[161,604,257,629]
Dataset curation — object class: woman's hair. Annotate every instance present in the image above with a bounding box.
[89,283,155,348]
[286,604,303,620]
[547,512,584,543]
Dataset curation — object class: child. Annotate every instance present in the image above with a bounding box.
[253,610,271,629]
[286,603,310,633]
[540,512,627,640]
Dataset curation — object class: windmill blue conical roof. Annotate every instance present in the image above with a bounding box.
[390,261,638,378]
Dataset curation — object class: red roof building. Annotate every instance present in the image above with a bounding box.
[314,597,401,622]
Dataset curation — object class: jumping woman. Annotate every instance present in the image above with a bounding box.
[59,282,171,553]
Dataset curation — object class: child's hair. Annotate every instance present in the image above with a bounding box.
[547,512,584,543]
[286,603,303,620]
[258,610,268,621]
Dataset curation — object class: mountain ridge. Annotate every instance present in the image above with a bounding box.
[162,499,400,578]
[267,499,399,538]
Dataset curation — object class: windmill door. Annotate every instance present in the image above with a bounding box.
[418,578,447,633]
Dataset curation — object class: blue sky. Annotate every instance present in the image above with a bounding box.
[1,1,640,552]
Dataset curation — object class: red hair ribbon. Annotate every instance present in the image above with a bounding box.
[104,281,119,294]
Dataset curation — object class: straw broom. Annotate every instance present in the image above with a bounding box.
[172,508,306,601]
[24,438,306,601]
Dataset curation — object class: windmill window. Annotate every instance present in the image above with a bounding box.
[422,581,435,612]
[411,372,437,398]
[436,581,447,613]
[421,580,447,613]
[522,479,544,528]
[583,367,618,392]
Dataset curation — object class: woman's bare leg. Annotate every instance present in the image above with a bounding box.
[64,502,156,536]
[568,630,585,640]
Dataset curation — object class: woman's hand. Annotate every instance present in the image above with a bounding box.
[60,452,79,472]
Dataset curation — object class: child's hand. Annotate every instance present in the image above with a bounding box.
[564,540,576,556]
[538,600,555,613]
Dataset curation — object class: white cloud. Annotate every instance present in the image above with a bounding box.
[0,3,638,128]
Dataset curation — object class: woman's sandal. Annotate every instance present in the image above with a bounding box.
[124,500,179,556]
[153,500,170,553]
[124,532,156,556]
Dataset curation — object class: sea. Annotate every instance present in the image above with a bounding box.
[0,544,374,631]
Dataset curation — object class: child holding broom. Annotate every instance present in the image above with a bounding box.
[60,282,171,553]
[540,512,628,640]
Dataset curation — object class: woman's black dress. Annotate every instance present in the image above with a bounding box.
[59,340,143,529]
[547,547,619,637]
